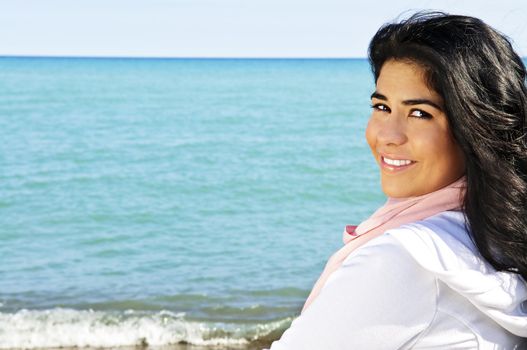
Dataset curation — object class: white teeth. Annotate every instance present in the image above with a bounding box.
[383,157,413,166]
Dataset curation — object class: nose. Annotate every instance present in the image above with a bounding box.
[376,112,407,146]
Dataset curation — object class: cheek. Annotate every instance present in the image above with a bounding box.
[365,117,377,153]
[412,131,443,164]
[413,128,464,177]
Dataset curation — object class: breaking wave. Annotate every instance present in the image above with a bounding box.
[0,308,293,349]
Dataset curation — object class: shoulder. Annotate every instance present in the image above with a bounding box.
[380,211,486,274]
[341,211,471,272]
[335,227,438,292]
[392,210,473,250]
[337,210,484,296]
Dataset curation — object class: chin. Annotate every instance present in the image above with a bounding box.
[381,181,419,198]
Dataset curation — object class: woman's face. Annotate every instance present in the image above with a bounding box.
[365,59,465,198]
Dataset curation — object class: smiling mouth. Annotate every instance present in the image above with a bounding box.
[381,156,417,171]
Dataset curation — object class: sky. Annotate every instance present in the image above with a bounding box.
[0,0,526,58]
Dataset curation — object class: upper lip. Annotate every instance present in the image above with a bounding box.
[379,152,416,162]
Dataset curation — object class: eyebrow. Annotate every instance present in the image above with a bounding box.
[370,92,443,111]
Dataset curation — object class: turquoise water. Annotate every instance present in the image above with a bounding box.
[0,57,384,348]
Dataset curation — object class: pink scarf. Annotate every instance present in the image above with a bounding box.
[301,176,466,313]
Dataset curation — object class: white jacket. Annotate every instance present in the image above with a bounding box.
[268,211,527,349]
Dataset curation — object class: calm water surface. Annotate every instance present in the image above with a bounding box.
[0,57,383,348]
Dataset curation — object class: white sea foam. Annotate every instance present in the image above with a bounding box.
[0,308,292,349]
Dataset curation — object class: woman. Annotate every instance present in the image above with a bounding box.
[267,12,527,349]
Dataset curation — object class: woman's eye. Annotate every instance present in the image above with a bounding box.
[371,103,390,112]
[410,109,432,119]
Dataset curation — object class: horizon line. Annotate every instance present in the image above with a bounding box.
[0,54,368,60]
[3,54,524,61]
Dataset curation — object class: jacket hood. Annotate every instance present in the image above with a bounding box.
[387,211,527,337]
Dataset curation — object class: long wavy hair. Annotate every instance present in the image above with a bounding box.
[368,12,527,281]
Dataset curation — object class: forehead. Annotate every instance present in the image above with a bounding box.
[376,59,441,101]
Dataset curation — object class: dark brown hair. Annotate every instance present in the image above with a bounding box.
[369,12,527,280]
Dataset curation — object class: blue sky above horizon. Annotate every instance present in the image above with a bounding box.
[1,0,526,58]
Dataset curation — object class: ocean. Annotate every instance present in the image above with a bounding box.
[0,57,385,349]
